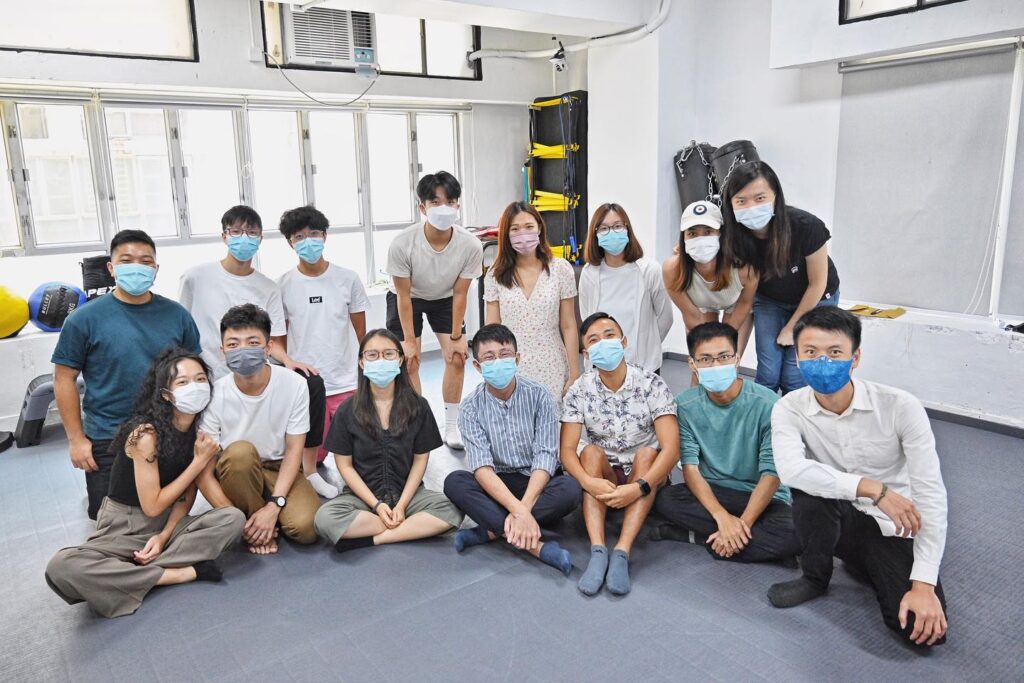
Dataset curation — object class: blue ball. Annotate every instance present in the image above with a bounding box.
[28,282,87,332]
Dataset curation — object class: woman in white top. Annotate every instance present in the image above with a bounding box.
[484,201,580,399]
[662,200,758,362]
[578,203,673,373]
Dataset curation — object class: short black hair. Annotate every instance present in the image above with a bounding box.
[221,205,263,233]
[471,323,517,359]
[109,229,155,255]
[794,307,862,352]
[220,303,272,341]
[687,322,738,356]
[416,171,461,204]
[279,205,329,240]
[579,311,622,338]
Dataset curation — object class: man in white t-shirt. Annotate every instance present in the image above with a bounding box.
[179,205,329,496]
[278,205,370,498]
[197,304,320,555]
[386,171,483,450]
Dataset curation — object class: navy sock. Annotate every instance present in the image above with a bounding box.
[454,526,491,553]
[577,545,608,595]
[193,560,223,582]
[334,536,375,554]
[538,541,573,577]
[606,549,632,596]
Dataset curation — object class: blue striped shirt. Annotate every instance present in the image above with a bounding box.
[458,375,560,476]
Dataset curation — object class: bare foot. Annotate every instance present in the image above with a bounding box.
[249,540,279,555]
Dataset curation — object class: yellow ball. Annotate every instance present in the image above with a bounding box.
[0,286,30,338]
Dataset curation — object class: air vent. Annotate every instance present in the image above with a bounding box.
[281,6,377,68]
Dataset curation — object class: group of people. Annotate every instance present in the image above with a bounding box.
[42,164,949,648]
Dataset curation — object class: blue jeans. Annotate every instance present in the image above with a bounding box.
[753,292,839,393]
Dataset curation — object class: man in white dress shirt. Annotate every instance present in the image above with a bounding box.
[767,307,948,647]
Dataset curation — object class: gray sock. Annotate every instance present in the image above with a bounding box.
[606,549,632,596]
[577,545,608,595]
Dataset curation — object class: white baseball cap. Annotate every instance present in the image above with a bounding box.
[680,200,723,231]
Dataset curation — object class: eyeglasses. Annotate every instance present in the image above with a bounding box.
[477,351,516,363]
[288,230,326,244]
[693,353,737,368]
[225,227,261,238]
[596,223,627,237]
[362,349,400,361]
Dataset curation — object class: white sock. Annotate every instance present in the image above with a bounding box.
[307,472,339,498]
[445,402,460,429]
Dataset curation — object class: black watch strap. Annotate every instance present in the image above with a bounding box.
[637,479,652,497]
[272,495,287,508]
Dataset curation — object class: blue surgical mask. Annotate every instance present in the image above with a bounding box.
[798,356,853,394]
[363,359,401,387]
[587,338,625,371]
[227,234,260,261]
[114,264,157,296]
[294,237,325,265]
[734,203,774,231]
[697,364,737,393]
[597,231,630,256]
[479,357,517,390]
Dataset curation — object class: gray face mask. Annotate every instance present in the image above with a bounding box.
[225,347,267,377]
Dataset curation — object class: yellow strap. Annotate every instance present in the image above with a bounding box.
[847,304,907,319]
[530,96,578,109]
[531,142,580,159]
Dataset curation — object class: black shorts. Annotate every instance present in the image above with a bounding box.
[385,291,464,341]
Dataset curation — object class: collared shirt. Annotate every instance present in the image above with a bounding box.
[459,376,560,476]
[561,364,677,465]
[771,379,948,585]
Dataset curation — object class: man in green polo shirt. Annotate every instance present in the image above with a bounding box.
[651,322,799,563]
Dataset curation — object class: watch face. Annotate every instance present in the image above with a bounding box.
[274,496,286,507]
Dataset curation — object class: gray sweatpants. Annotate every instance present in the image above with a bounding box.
[45,498,245,618]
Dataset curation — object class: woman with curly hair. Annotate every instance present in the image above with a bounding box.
[45,347,245,618]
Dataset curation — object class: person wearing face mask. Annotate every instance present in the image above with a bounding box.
[442,324,582,577]
[52,230,202,520]
[663,201,758,384]
[180,205,330,498]
[578,203,674,374]
[720,162,841,394]
[314,329,463,552]
[483,202,580,402]
[277,206,370,500]
[560,313,679,596]
[768,308,949,648]
[649,323,799,564]
[193,305,319,555]
[45,348,245,618]
[385,171,483,450]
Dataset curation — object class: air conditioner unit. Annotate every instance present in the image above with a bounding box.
[281,6,377,69]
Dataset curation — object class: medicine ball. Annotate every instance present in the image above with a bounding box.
[0,286,30,338]
[28,282,87,333]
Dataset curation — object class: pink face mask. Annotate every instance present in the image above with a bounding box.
[509,232,541,255]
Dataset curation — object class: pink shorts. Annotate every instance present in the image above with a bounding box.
[318,390,355,462]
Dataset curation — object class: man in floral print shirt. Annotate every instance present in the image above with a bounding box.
[560,312,679,597]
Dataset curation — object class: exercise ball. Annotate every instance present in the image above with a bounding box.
[0,286,30,338]
[28,282,87,333]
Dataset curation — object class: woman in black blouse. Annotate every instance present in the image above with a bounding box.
[314,329,463,553]
[721,161,841,394]
[45,348,245,618]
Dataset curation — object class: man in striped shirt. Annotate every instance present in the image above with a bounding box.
[444,324,582,577]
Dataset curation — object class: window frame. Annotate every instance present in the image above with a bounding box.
[839,0,969,25]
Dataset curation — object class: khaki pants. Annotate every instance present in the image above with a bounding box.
[216,441,320,544]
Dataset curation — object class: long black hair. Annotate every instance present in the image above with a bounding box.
[671,230,733,293]
[110,347,210,464]
[720,161,792,281]
[352,329,422,436]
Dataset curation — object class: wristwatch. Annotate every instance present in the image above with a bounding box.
[636,479,652,497]
[271,495,287,508]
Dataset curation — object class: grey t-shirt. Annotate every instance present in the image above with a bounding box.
[386,223,483,300]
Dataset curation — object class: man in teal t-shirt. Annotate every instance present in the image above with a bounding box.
[52,229,201,520]
[651,323,798,563]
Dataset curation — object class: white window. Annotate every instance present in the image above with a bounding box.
[308,111,360,227]
[366,113,413,225]
[841,0,965,22]
[105,108,177,238]
[424,21,476,78]
[0,127,19,248]
[415,114,458,179]
[375,15,424,74]
[179,109,241,235]
[248,110,305,232]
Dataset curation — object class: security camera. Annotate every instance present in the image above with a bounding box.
[550,40,567,72]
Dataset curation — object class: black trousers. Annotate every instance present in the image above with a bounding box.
[298,370,326,449]
[443,470,581,536]
[792,490,947,645]
[654,482,800,562]
[84,439,114,520]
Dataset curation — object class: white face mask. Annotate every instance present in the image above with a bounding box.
[684,234,720,264]
[169,382,211,415]
[426,205,459,231]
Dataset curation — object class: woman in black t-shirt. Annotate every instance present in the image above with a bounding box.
[722,161,841,393]
[314,329,463,553]
[45,348,244,618]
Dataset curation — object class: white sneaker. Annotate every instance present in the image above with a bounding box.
[307,472,340,498]
[445,424,464,450]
